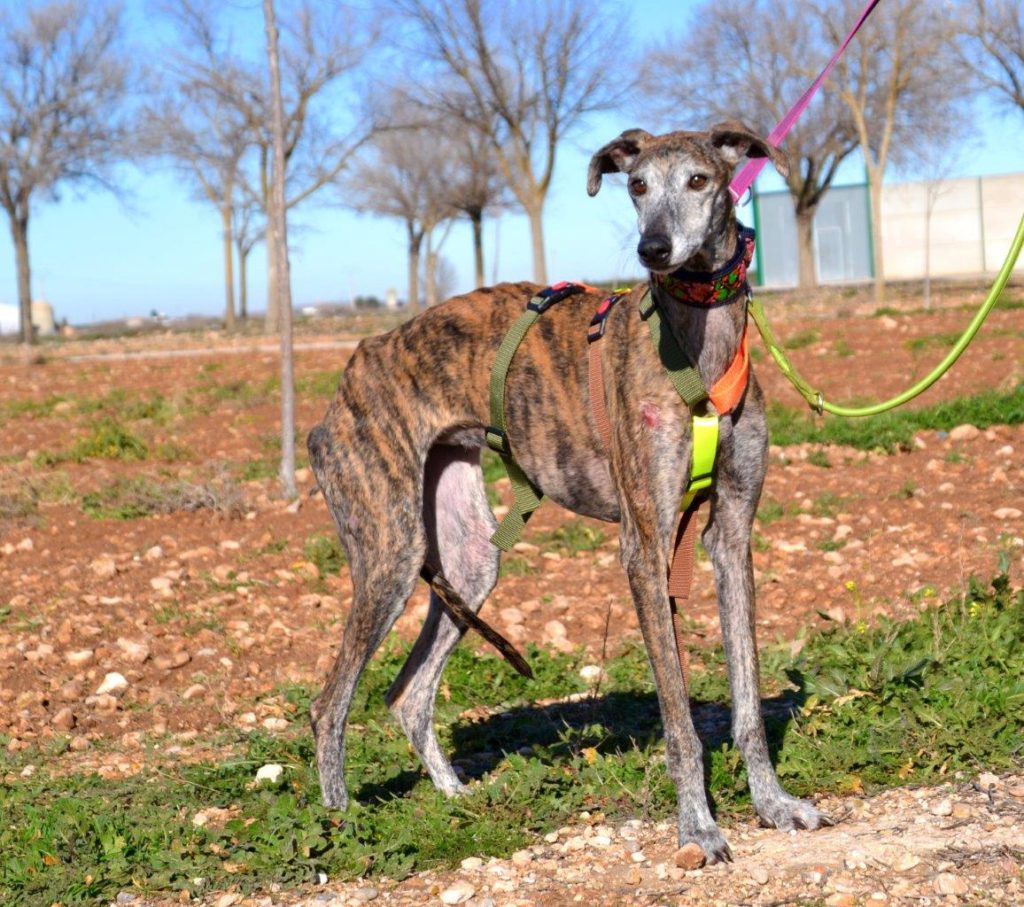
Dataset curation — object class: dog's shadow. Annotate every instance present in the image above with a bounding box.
[353,686,806,806]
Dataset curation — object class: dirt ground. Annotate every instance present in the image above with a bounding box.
[1,283,1022,904]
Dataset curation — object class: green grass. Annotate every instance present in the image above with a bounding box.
[36,420,149,465]
[766,383,1024,452]
[81,474,246,520]
[532,519,607,557]
[2,575,1021,903]
[304,534,346,575]
[783,328,820,350]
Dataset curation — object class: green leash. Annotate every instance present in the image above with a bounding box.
[749,213,1024,417]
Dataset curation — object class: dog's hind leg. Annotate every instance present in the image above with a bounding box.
[307,428,427,810]
[386,443,500,796]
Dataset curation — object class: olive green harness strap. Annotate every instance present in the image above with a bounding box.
[487,283,587,550]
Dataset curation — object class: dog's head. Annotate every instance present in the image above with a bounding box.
[587,123,788,273]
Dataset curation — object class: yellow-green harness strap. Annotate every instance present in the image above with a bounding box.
[637,290,718,508]
[487,283,587,550]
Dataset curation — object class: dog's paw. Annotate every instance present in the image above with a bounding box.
[318,776,350,811]
[678,827,733,865]
[756,794,832,832]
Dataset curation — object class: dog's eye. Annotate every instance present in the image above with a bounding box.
[688,174,708,190]
[629,177,647,196]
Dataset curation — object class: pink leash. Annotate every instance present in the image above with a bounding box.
[730,0,882,202]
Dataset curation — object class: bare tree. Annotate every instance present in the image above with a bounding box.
[347,115,457,311]
[143,77,252,331]
[394,0,628,284]
[0,2,130,345]
[232,195,265,322]
[263,0,297,499]
[958,0,1024,116]
[819,0,972,302]
[161,1,378,334]
[640,0,858,288]
[444,118,511,288]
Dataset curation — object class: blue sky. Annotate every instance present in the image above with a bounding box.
[2,1,1023,326]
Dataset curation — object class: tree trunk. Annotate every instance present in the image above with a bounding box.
[237,242,249,321]
[263,0,296,499]
[795,208,819,288]
[221,203,236,332]
[264,216,279,334]
[526,199,547,285]
[407,228,422,313]
[470,209,485,288]
[9,211,34,345]
[424,230,438,308]
[868,173,886,303]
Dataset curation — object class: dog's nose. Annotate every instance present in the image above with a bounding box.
[637,234,672,268]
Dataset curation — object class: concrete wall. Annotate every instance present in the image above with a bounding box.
[882,173,1024,280]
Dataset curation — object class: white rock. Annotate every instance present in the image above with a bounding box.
[116,638,150,664]
[934,872,969,896]
[579,664,603,682]
[95,672,128,696]
[750,866,769,885]
[255,763,284,785]
[439,881,475,904]
[930,798,953,816]
[948,423,979,441]
[543,619,567,641]
[66,649,95,667]
[994,507,1022,520]
[459,857,484,871]
[90,556,118,578]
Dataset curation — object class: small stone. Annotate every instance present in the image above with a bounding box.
[262,717,289,732]
[579,664,603,682]
[143,545,163,560]
[673,842,706,870]
[352,888,379,902]
[90,556,118,578]
[994,507,1022,520]
[459,857,484,871]
[255,763,284,785]
[150,576,173,593]
[951,802,973,819]
[630,850,647,863]
[511,848,534,866]
[16,537,33,551]
[894,852,921,872]
[934,872,969,896]
[845,849,868,870]
[499,606,524,625]
[543,619,567,641]
[879,316,898,330]
[117,638,150,664]
[977,772,1000,790]
[439,881,475,904]
[825,895,857,907]
[51,707,76,731]
[948,423,979,441]
[182,684,206,701]
[749,866,769,885]
[155,651,191,670]
[66,648,95,667]
[931,798,953,816]
[214,894,241,907]
[95,672,129,696]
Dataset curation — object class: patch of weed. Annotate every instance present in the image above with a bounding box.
[533,519,607,557]
[784,328,820,350]
[832,339,854,358]
[766,383,1024,452]
[499,556,536,578]
[756,497,788,525]
[806,449,831,469]
[38,420,148,465]
[297,369,343,399]
[81,474,246,520]
[304,534,346,576]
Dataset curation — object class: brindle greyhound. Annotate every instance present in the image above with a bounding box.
[307,122,831,861]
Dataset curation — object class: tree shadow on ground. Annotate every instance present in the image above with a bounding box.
[353,686,806,806]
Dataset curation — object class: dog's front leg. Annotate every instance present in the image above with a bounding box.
[704,470,831,833]
[619,509,732,863]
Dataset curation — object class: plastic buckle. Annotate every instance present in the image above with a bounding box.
[527,281,582,314]
[484,427,511,456]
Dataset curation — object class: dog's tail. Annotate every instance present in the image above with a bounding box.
[420,567,534,679]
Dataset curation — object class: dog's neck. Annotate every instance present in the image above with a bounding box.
[649,218,749,400]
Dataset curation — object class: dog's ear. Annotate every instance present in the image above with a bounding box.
[587,129,655,197]
[709,121,789,179]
